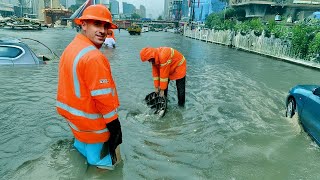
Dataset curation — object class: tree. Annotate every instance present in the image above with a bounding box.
[157,16,163,20]
[131,13,141,20]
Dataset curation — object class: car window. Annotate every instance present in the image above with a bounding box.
[0,46,23,59]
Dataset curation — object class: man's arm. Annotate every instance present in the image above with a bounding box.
[83,53,119,123]
[152,64,160,92]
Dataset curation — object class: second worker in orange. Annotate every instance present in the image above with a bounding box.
[140,47,187,106]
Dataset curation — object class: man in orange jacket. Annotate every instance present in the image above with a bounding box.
[56,4,121,170]
[140,47,187,106]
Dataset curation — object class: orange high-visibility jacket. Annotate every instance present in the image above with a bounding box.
[56,34,120,143]
[150,47,186,90]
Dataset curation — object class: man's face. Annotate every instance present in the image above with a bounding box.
[81,20,110,48]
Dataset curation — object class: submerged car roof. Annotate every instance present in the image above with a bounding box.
[0,37,45,65]
[0,37,22,44]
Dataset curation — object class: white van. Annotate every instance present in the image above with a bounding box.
[142,25,149,33]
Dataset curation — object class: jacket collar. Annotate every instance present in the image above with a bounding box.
[76,33,98,48]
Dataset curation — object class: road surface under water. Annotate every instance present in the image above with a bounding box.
[0,28,320,179]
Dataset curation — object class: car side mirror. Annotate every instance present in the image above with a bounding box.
[37,55,50,61]
[313,87,320,96]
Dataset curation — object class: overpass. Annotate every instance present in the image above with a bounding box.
[113,19,180,29]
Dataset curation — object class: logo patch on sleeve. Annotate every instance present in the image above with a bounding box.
[99,79,109,84]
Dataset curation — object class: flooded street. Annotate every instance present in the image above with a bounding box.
[1,28,320,179]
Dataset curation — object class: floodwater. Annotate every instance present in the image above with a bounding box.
[0,28,320,180]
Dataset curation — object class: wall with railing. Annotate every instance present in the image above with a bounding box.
[183,27,320,69]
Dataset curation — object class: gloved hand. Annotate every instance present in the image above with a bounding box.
[154,96,167,117]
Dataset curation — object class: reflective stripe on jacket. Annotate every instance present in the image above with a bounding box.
[152,47,186,90]
[56,34,120,143]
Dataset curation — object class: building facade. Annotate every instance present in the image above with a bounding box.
[164,0,170,19]
[110,0,119,15]
[138,5,146,18]
[192,0,225,22]
[0,2,14,17]
[229,0,320,22]
[122,2,136,18]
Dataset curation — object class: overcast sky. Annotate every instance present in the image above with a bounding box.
[119,0,164,19]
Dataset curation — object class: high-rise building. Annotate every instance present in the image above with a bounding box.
[164,0,189,21]
[181,0,189,18]
[110,0,119,15]
[192,0,225,22]
[172,0,183,20]
[138,5,146,18]
[165,0,183,20]
[163,0,170,20]
[122,2,135,17]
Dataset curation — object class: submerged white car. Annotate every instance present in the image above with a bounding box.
[0,37,50,65]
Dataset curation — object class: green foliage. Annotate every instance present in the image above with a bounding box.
[131,13,141,20]
[205,8,243,30]
[223,19,236,30]
[291,25,317,59]
[204,11,320,60]
[308,32,320,56]
[274,25,290,39]
[249,18,263,36]
[205,12,223,29]
[235,21,250,34]
[157,16,163,20]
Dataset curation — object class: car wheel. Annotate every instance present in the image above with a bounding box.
[286,98,296,118]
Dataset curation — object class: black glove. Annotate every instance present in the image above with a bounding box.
[145,92,159,106]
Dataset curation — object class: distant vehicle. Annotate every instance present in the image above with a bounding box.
[0,37,51,65]
[173,28,178,33]
[142,25,149,32]
[286,85,320,145]
[127,25,141,35]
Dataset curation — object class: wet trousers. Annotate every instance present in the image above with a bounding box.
[164,76,186,106]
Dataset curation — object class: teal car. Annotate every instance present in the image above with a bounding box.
[286,85,320,144]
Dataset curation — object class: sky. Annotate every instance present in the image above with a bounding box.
[119,0,164,19]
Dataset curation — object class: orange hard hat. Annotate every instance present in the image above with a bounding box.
[140,47,156,62]
[74,4,118,29]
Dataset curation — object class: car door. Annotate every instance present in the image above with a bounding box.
[300,87,320,143]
